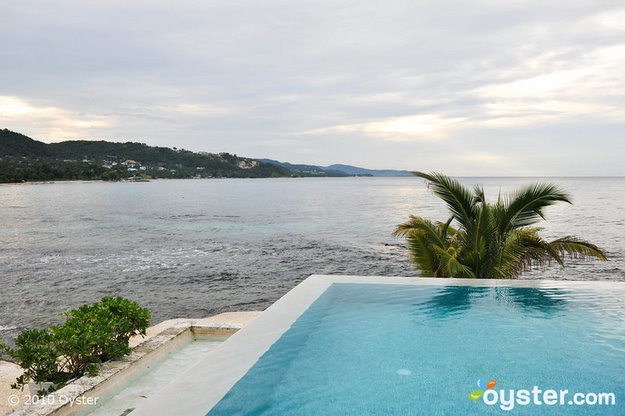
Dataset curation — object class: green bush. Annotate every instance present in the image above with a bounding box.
[0,329,70,391]
[94,296,151,351]
[0,297,150,393]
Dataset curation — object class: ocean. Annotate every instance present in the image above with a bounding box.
[1,177,623,343]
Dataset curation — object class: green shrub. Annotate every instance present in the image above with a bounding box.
[0,329,70,391]
[90,296,151,356]
[1,297,150,393]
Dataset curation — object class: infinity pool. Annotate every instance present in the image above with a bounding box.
[133,276,625,416]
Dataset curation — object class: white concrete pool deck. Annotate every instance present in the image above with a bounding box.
[130,274,625,416]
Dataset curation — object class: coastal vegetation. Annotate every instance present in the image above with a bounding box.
[0,297,150,394]
[394,172,607,278]
[0,128,290,182]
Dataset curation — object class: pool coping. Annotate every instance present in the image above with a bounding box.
[130,274,625,416]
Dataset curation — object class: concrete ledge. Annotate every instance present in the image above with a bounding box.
[3,311,261,416]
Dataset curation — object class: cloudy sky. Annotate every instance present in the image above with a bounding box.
[1,1,624,175]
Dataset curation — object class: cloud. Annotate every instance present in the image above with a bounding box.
[583,8,625,34]
[454,153,508,166]
[1,1,624,174]
[301,114,467,141]
[0,96,111,140]
[474,70,588,100]
[465,42,625,129]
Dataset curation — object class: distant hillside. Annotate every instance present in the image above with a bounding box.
[1,128,413,183]
[257,159,349,177]
[324,164,413,177]
[0,128,289,182]
[260,159,412,177]
[0,129,52,157]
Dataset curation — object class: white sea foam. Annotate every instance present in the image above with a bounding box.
[0,325,17,331]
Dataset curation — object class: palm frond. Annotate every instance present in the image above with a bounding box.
[498,183,571,234]
[473,185,485,204]
[393,215,449,247]
[495,229,564,277]
[437,216,455,236]
[549,237,607,261]
[412,171,477,231]
[515,228,564,266]
[433,245,474,278]
[394,216,451,276]
[405,232,442,276]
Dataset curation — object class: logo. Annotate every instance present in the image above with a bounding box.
[467,379,616,411]
[469,378,497,400]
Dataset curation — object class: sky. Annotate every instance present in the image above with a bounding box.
[1,0,624,175]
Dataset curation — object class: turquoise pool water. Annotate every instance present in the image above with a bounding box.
[207,283,625,415]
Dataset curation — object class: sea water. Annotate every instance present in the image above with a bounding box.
[1,177,623,342]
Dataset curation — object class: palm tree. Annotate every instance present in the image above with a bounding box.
[393,172,606,278]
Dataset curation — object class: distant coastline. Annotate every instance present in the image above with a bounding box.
[1,128,411,183]
[0,176,406,187]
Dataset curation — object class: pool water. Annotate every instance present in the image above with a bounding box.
[207,283,625,415]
